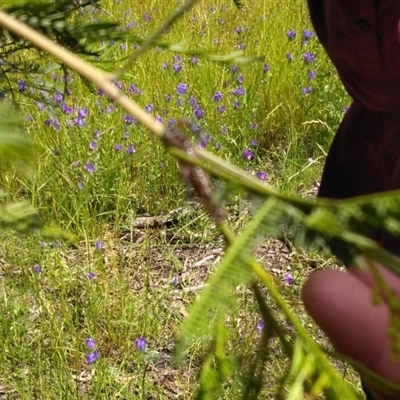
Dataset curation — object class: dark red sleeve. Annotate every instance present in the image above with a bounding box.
[307,1,400,111]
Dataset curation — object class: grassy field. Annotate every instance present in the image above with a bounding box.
[0,0,363,398]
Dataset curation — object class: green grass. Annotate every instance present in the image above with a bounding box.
[0,0,364,398]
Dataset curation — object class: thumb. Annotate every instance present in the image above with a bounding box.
[302,269,400,398]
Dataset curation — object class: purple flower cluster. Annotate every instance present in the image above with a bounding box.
[308,69,316,80]
[286,29,296,40]
[18,79,27,92]
[74,107,89,126]
[303,51,315,63]
[243,148,254,160]
[172,55,183,73]
[95,240,104,251]
[283,272,294,285]
[135,337,148,352]
[85,338,100,364]
[176,83,188,95]
[84,162,96,173]
[44,118,60,131]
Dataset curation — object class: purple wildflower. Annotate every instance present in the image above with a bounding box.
[221,126,227,135]
[128,83,138,94]
[263,63,270,73]
[165,94,172,103]
[286,29,296,40]
[61,103,72,114]
[237,74,244,84]
[303,29,314,39]
[216,105,226,113]
[172,63,183,73]
[143,11,151,22]
[86,349,100,365]
[124,115,135,125]
[84,162,96,173]
[286,52,293,61]
[302,86,312,94]
[18,79,27,92]
[231,64,238,74]
[198,134,210,149]
[95,240,104,251]
[78,180,85,190]
[232,86,245,96]
[256,318,264,332]
[194,107,205,120]
[235,26,243,34]
[127,144,136,154]
[213,91,223,102]
[44,118,60,131]
[243,148,254,160]
[249,139,258,146]
[256,171,268,181]
[283,272,294,285]
[189,96,198,108]
[308,69,316,80]
[176,83,188,95]
[233,100,241,109]
[74,117,85,126]
[114,144,124,151]
[303,51,315,63]
[54,92,63,102]
[85,338,96,349]
[145,104,154,113]
[135,337,148,352]
[89,141,97,150]
[114,80,123,90]
[33,264,41,274]
[86,272,96,280]
[174,55,183,63]
[190,56,198,65]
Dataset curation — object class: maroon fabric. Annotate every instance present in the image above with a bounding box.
[307,1,400,257]
[308,1,400,111]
